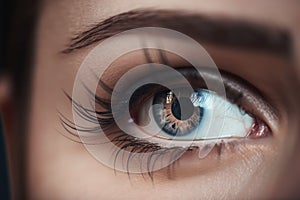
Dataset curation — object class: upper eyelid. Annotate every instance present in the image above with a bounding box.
[62,9,292,55]
[94,47,280,122]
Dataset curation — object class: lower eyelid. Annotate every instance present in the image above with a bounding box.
[133,138,272,179]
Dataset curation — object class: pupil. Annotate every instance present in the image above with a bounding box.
[171,97,194,120]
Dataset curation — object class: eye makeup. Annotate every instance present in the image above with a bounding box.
[60,48,277,176]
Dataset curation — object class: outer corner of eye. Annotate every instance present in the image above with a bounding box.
[246,117,272,139]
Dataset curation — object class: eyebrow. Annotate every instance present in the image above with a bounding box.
[63,9,291,54]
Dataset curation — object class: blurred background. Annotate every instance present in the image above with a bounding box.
[1,0,11,199]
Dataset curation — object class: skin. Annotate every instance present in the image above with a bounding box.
[2,0,300,199]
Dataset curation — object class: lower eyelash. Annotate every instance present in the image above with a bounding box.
[112,136,187,178]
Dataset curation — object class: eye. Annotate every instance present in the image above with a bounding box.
[64,63,273,174]
[64,64,274,174]
[65,28,277,174]
[136,88,254,141]
[121,68,270,151]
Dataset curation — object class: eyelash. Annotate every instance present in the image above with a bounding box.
[60,73,270,178]
[60,49,273,177]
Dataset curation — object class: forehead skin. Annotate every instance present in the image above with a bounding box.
[27,0,300,199]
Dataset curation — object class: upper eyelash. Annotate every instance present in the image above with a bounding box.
[64,49,171,134]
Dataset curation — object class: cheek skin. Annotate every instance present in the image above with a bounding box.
[146,139,277,199]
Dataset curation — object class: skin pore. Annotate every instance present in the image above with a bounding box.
[2,0,300,199]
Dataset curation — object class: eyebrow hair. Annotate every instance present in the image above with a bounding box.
[62,9,291,54]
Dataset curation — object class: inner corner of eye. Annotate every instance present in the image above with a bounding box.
[128,87,270,142]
